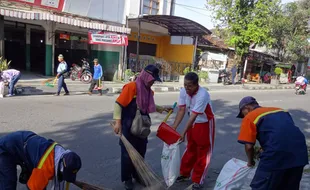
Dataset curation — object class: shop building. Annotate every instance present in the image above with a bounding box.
[0,0,131,80]
[125,0,212,80]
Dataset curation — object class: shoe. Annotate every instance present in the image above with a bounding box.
[54,94,59,96]
[124,180,134,190]
[98,93,102,96]
[6,94,13,97]
[192,183,203,190]
[63,93,70,96]
[88,92,92,96]
[176,175,190,182]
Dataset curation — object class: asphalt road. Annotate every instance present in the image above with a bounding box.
[0,89,309,190]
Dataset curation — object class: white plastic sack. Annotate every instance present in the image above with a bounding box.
[161,142,181,187]
[0,82,4,98]
[214,158,257,190]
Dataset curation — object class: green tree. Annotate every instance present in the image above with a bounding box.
[269,1,310,62]
[206,0,280,61]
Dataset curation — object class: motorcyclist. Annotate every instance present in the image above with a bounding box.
[295,74,308,92]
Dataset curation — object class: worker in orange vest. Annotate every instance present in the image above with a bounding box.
[0,131,82,190]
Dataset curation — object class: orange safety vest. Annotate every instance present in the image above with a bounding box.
[27,142,58,190]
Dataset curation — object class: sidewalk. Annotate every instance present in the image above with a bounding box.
[15,72,298,95]
[16,80,297,96]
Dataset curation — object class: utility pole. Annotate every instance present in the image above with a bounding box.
[170,0,175,15]
[136,0,143,72]
[0,16,4,57]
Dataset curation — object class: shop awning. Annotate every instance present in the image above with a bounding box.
[0,8,131,34]
[129,15,212,36]
[276,63,292,69]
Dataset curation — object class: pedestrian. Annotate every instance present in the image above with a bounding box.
[55,54,69,96]
[0,69,21,97]
[0,130,82,190]
[236,96,309,190]
[172,72,215,190]
[112,64,172,190]
[231,65,237,84]
[88,58,103,96]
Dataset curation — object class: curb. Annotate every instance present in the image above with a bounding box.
[15,85,296,96]
[243,85,295,90]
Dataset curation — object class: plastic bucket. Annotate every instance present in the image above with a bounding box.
[156,122,181,145]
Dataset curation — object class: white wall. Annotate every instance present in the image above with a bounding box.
[63,0,126,24]
[127,0,172,18]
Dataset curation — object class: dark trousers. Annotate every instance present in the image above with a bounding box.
[57,75,69,95]
[9,73,21,95]
[232,74,236,84]
[88,79,102,94]
[0,153,17,190]
[251,166,304,190]
[120,138,147,182]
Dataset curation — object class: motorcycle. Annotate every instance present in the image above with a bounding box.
[70,58,92,84]
[219,70,231,85]
[295,84,306,95]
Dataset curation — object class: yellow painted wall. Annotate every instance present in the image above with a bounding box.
[129,32,194,63]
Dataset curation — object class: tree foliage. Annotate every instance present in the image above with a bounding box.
[269,0,310,62]
[206,0,280,59]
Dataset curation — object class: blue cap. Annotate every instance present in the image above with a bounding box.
[144,64,162,82]
[62,152,82,183]
[237,96,258,118]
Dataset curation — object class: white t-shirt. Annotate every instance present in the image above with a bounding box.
[178,86,214,123]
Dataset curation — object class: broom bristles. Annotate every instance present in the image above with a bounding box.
[41,78,55,85]
[110,122,166,190]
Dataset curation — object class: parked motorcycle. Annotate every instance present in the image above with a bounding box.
[219,70,231,85]
[295,84,306,95]
[70,58,92,84]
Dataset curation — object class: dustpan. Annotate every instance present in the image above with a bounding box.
[156,102,181,145]
[43,77,57,87]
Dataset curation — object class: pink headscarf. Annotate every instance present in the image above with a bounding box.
[135,70,156,114]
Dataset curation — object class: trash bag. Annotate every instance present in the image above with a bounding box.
[214,158,257,190]
[161,142,181,187]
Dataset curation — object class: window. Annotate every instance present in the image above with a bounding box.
[143,0,159,15]
[170,36,194,45]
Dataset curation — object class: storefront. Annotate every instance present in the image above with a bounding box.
[0,0,131,80]
[127,15,211,80]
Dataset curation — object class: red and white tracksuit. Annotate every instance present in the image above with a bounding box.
[178,87,215,184]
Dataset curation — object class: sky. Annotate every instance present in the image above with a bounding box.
[174,0,297,30]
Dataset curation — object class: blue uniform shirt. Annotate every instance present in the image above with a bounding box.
[0,131,54,170]
[238,107,309,171]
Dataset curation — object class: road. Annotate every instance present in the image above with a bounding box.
[0,89,309,190]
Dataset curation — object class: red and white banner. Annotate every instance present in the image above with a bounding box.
[8,0,65,12]
[88,31,128,46]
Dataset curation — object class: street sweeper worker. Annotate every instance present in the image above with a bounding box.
[112,64,172,190]
[172,72,215,190]
[0,69,21,97]
[0,131,82,190]
[236,96,308,190]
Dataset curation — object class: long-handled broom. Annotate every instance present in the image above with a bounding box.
[42,77,57,87]
[110,122,166,190]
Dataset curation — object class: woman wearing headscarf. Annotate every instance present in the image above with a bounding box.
[113,64,172,190]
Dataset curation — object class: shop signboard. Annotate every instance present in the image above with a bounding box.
[59,33,70,40]
[9,0,65,12]
[88,30,128,46]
